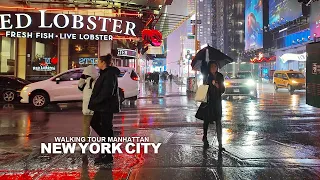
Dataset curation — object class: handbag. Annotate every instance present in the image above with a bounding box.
[195,85,209,103]
[195,102,209,120]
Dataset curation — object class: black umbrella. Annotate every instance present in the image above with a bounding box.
[191,45,233,74]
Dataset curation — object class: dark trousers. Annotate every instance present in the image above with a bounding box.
[203,120,222,147]
[90,111,114,157]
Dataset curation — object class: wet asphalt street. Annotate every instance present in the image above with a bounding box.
[0,80,320,180]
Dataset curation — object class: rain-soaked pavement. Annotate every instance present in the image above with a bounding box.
[0,80,320,180]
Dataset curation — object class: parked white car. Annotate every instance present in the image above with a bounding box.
[223,72,257,99]
[20,67,139,108]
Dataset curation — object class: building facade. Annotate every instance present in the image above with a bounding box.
[197,0,216,48]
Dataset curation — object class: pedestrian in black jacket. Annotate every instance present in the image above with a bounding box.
[88,54,120,165]
[203,61,225,151]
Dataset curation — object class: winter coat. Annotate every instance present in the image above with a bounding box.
[205,72,225,123]
[88,66,121,113]
[78,65,99,115]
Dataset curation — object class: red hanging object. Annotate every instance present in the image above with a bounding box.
[142,29,162,47]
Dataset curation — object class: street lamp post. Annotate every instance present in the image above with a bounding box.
[180,35,186,82]
[194,0,198,90]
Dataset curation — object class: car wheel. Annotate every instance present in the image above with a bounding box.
[274,83,278,91]
[2,90,15,102]
[31,92,49,108]
[288,85,294,93]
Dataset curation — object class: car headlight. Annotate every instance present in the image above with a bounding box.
[246,79,255,86]
[224,82,230,86]
[291,80,298,84]
[22,86,29,91]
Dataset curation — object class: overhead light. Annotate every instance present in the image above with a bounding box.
[114,2,121,7]
[279,27,288,33]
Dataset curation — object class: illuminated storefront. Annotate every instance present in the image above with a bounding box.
[0,9,143,81]
[113,48,137,69]
[0,36,16,76]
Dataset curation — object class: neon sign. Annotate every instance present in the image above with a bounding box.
[0,10,143,37]
[250,54,276,63]
[79,57,98,65]
[32,57,57,71]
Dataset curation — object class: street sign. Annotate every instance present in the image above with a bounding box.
[190,20,201,24]
[187,35,195,39]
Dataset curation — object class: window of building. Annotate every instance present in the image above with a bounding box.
[69,40,98,69]
[0,37,16,76]
[26,38,58,82]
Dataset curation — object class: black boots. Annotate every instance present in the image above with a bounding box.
[202,136,209,148]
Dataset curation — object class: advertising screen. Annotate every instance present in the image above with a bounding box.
[245,0,263,51]
[269,0,302,29]
[310,1,320,36]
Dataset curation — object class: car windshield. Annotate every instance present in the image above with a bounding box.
[230,72,252,79]
[16,78,31,84]
[287,73,305,79]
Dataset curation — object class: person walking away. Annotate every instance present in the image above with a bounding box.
[78,65,99,142]
[202,61,225,151]
[169,74,173,82]
[155,72,160,84]
[88,54,120,165]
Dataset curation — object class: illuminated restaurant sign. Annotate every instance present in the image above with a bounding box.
[32,57,57,71]
[79,57,98,65]
[0,10,143,37]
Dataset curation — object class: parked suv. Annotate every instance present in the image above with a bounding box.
[20,67,139,108]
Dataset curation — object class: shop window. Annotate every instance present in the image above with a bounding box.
[123,59,129,67]
[26,38,58,81]
[69,40,98,69]
[0,37,16,76]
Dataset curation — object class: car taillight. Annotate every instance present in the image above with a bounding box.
[130,71,139,81]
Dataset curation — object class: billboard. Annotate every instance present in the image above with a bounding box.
[245,0,263,51]
[310,1,320,36]
[269,0,302,29]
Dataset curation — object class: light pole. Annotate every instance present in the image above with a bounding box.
[194,0,198,89]
[180,35,186,81]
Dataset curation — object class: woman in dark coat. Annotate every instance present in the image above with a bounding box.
[203,61,225,151]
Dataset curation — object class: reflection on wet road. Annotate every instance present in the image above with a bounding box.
[0,81,320,179]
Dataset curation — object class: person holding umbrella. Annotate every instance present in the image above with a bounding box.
[203,61,225,150]
[192,45,232,151]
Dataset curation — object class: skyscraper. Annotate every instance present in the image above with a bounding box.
[196,0,245,61]
[197,0,216,48]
